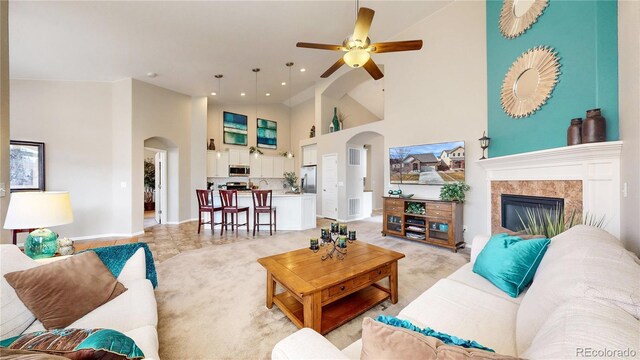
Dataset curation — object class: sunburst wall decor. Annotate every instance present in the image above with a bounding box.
[500,46,560,119]
[499,0,549,39]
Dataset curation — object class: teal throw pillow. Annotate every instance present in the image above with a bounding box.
[473,233,550,298]
[0,328,144,359]
[376,315,494,352]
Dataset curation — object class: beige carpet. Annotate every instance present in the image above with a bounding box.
[155,219,469,359]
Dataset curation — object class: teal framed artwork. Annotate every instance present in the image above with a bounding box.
[223,111,248,146]
[257,118,277,149]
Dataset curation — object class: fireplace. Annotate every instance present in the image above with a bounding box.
[501,194,564,232]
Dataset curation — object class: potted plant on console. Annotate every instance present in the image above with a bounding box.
[439,182,470,203]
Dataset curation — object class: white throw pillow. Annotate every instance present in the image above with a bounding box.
[516,228,640,354]
[117,248,147,287]
[522,299,640,359]
[0,245,38,338]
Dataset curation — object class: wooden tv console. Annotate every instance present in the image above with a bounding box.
[382,197,464,252]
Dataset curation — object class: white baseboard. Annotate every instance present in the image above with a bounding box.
[72,231,145,241]
[165,218,197,225]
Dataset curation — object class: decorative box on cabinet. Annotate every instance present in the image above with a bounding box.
[382,197,464,252]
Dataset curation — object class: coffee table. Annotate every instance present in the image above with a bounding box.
[257,241,405,334]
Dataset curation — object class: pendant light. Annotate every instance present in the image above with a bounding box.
[253,68,261,159]
[285,62,294,159]
[214,74,223,158]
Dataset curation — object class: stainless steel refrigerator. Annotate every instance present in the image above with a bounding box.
[300,165,317,194]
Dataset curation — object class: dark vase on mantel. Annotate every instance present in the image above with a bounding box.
[208,139,216,150]
[582,108,606,143]
[567,118,582,146]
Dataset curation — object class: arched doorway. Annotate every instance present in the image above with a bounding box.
[345,131,385,221]
[143,136,178,227]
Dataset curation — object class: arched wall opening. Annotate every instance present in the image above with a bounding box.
[319,66,384,135]
[344,130,385,220]
[143,136,179,227]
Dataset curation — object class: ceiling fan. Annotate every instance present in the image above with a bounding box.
[296,6,423,80]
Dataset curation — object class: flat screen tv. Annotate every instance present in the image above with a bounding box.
[389,141,465,185]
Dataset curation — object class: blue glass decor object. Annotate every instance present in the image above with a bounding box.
[24,228,58,259]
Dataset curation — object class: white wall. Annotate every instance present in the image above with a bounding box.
[207,102,291,157]
[0,1,10,243]
[111,78,134,236]
[132,79,193,229]
[619,0,640,254]
[381,1,488,241]
[10,80,116,238]
[337,94,381,129]
[190,96,208,219]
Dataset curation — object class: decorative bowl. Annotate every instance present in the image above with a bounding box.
[399,194,414,199]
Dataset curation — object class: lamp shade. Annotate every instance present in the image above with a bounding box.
[4,191,74,229]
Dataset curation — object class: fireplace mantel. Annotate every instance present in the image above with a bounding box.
[478,141,623,237]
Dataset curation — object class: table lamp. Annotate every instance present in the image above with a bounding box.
[4,191,74,259]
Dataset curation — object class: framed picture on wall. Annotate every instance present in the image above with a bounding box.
[257,118,277,149]
[9,140,45,192]
[223,111,248,146]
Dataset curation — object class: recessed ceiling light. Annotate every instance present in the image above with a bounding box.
[147,72,158,78]
[211,92,217,96]
[281,82,286,86]
[265,93,271,96]
[240,92,246,96]
[300,68,306,72]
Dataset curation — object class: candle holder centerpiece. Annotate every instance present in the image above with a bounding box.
[310,222,357,261]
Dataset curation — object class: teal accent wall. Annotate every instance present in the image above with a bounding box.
[487,0,618,157]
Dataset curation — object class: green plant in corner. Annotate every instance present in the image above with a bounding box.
[439,182,470,202]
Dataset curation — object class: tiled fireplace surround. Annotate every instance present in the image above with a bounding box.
[478,141,623,237]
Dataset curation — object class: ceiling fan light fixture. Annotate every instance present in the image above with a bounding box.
[343,49,370,68]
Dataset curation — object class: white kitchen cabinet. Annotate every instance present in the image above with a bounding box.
[228,149,250,165]
[261,156,274,178]
[273,157,284,178]
[302,144,318,166]
[207,151,230,177]
[250,155,262,177]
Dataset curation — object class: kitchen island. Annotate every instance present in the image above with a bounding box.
[209,192,316,231]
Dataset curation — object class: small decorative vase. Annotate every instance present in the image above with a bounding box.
[58,245,75,256]
[582,108,606,143]
[332,107,340,132]
[567,118,582,146]
[208,139,216,150]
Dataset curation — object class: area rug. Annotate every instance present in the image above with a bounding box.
[155,222,469,359]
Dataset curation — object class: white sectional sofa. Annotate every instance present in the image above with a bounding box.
[272,225,640,359]
[1,245,159,360]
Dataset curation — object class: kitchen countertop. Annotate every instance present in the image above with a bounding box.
[212,191,315,197]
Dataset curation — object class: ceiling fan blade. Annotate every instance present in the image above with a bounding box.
[369,40,423,53]
[321,58,346,78]
[363,58,384,80]
[296,42,346,51]
[352,7,375,43]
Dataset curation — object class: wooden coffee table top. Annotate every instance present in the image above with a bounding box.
[257,241,405,297]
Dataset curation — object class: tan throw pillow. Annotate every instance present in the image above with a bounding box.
[360,317,520,360]
[3,251,127,329]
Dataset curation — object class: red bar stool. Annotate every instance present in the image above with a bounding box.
[196,189,222,234]
[252,190,276,236]
[219,189,250,235]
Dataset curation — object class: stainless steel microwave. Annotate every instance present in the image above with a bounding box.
[228,165,250,177]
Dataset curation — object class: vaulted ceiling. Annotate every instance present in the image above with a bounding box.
[9,1,451,104]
